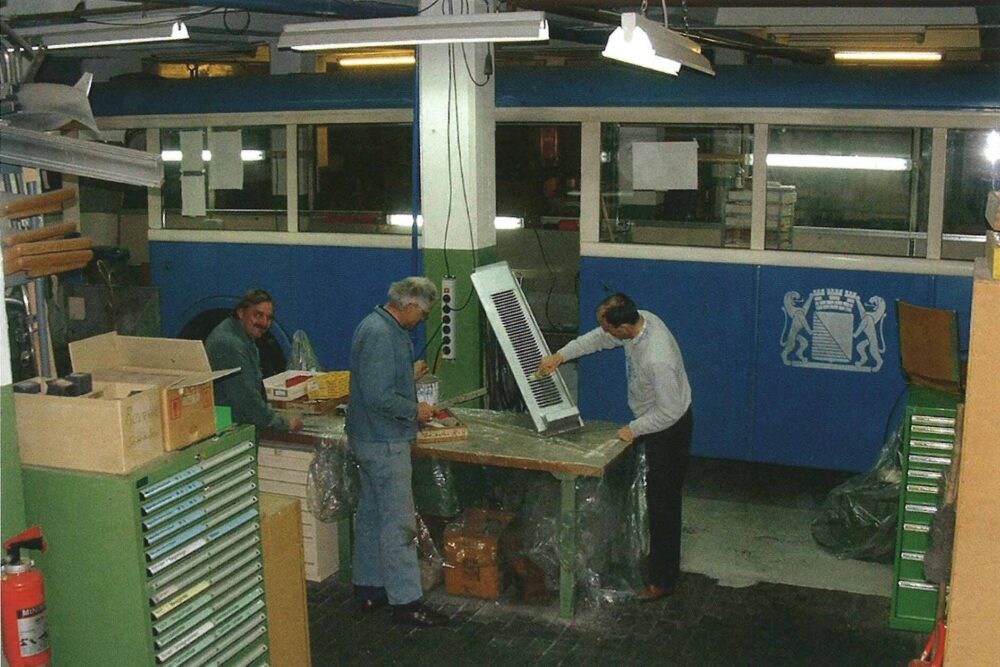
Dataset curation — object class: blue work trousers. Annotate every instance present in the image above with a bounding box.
[349,439,422,606]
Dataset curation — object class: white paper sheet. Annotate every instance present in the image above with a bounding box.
[181,174,206,217]
[208,129,243,190]
[179,130,204,171]
[632,140,699,191]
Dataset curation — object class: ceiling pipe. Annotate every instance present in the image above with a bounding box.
[123,0,412,18]
[517,0,995,7]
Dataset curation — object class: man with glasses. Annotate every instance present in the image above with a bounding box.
[346,276,448,627]
[206,288,302,434]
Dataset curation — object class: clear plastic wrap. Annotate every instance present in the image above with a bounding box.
[417,513,445,593]
[306,432,359,522]
[287,329,323,372]
[439,409,649,606]
[810,421,904,562]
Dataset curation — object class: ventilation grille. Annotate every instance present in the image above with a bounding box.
[472,262,582,436]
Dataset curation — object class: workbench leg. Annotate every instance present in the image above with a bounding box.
[338,515,352,584]
[555,473,578,620]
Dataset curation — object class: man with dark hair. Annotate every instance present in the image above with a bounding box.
[538,292,692,602]
[346,276,448,628]
[206,288,302,434]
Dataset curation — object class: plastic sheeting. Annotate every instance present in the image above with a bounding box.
[287,329,323,372]
[293,408,651,605]
[811,422,904,563]
[306,432,359,522]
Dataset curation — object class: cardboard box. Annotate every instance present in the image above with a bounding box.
[264,370,322,401]
[69,332,235,451]
[305,370,350,400]
[260,493,312,667]
[986,230,1000,280]
[443,508,516,599]
[15,379,164,474]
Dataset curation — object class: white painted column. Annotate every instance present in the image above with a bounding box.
[417,13,496,254]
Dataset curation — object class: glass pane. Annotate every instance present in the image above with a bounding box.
[600,123,751,247]
[496,124,581,230]
[297,124,412,233]
[161,127,286,231]
[941,128,997,261]
[768,125,924,257]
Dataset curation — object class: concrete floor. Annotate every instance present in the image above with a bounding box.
[307,457,926,666]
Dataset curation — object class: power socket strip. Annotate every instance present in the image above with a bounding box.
[441,276,456,360]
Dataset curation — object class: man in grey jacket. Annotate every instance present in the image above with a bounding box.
[538,292,693,603]
[346,276,447,627]
[206,288,302,434]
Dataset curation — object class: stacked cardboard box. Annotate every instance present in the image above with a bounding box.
[724,184,797,229]
[443,508,516,599]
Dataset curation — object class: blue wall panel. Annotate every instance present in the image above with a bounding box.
[150,241,413,370]
[576,256,973,472]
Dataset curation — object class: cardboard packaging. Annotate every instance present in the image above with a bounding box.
[416,408,469,444]
[69,332,235,451]
[443,508,516,599]
[986,229,1000,280]
[263,370,322,401]
[15,379,164,474]
[305,370,350,400]
[260,493,312,667]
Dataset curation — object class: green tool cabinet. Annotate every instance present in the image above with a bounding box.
[21,424,270,666]
[889,387,959,632]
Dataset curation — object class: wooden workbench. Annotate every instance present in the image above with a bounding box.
[266,408,633,619]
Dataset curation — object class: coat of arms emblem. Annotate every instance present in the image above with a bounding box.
[780,288,887,372]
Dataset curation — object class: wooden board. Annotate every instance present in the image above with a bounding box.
[1,221,77,247]
[945,261,1000,665]
[0,188,77,222]
[4,236,91,260]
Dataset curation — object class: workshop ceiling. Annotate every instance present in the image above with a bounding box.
[2,0,998,77]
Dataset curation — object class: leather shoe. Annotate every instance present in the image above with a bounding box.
[636,584,674,603]
[360,597,388,614]
[391,604,449,627]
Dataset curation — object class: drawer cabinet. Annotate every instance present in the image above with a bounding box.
[22,425,270,666]
[258,441,340,582]
[889,387,959,632]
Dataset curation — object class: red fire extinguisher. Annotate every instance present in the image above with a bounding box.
[1,526,51,667]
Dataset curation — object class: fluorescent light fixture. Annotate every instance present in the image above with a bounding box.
[984,130,1000,164]
[834,50,942,62]
[161,150,264,162]
[602,12,714,76]
[765,153,911,171]
[0,125,163,187]
[339,54,416,67]
[18,21,189,50]
[278,11,548,51]
[388,214,523,229]
[494,216,524,230]
[389,214,424,227]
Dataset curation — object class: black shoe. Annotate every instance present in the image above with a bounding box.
[360,597,388,614]
[391,603,449,627]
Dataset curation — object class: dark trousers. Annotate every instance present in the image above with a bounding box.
[639,407,693,589]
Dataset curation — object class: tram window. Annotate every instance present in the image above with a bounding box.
[600,123,752,248]
[766,125,929,257]
[941,128,996,261]
[160,126,286,231]
[297,124,412,234]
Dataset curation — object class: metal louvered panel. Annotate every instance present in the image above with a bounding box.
[472,261,582,436]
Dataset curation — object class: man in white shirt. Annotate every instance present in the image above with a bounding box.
[538,292,693,602]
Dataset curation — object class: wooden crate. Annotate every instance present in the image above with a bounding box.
[416,409,469,444]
